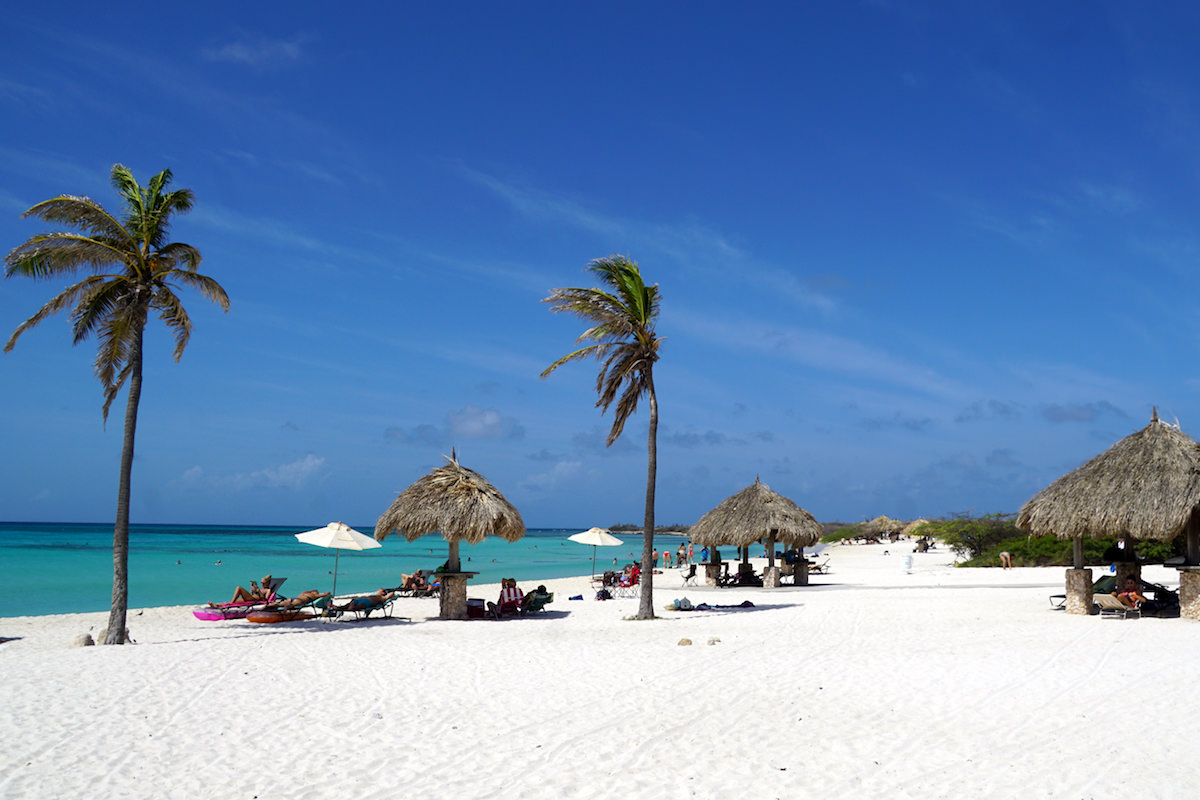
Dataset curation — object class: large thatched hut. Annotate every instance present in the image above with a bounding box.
[688,477,822,587]
[1016,409,1200,616]
[862,515,904,536]
[375,452,524,619]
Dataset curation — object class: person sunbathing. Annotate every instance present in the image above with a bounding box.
[400,571,434,592]
[211,574,273,606]
[274,589,329,609]
[1114,578,1148,609]
[333,588,395,612]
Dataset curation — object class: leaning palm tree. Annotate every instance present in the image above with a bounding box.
[4,164,229,644]
[542,255,662,619]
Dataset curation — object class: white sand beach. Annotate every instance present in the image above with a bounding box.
[2,542,1196,799]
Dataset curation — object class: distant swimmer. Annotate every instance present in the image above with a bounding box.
[214,559,223,566]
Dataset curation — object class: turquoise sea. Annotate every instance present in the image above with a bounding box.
[0,522,698,618]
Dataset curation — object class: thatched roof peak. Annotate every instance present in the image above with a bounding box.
[374,453,525,544]
[1017,411,1200,541]
[688,478,821,548]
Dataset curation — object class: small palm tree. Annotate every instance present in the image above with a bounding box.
[542,255,662,619]
[4,164,229,643]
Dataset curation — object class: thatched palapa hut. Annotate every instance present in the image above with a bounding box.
[1016,409,1200,617]
[375,452,524,619]
[689,477,822,587]
[862,515,904,537]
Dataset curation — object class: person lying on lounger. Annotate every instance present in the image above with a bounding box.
[274,589,329,609]
[1114,577,1148,609]
[400,571,435,592]
[332,588,395,612]
[211,574,273,606]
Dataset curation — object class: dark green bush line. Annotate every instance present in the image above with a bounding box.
[911,512,1182,567]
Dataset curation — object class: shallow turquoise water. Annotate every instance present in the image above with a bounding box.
[0,522,698,617]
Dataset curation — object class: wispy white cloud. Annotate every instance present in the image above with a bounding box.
[521,459,582,492]
[455,164,840,313]
[181,454,326,492]
[385,405,526,446]
[672,309,968,401]
[456,163,749,266]
[202,35,307,67]
[0,77,49,105]
[1078,182,1143,215]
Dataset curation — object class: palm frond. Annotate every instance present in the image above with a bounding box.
[540,343,606,378]
[19,195,131,244]
[156,242,202,272]
[101,360,134,423]
[6,233,132,278]
[70,278,131,345]
[153,288,193,360]
[164,269,230,311]
[542,254,660,447]
[3,277,109,352]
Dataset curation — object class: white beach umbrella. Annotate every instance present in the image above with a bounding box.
[295,521,382,597]
[567,527,624,577]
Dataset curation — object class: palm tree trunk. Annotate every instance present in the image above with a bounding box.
[104,324,144,645]
[637,372,658,619]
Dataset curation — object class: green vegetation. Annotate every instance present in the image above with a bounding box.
[915,512,1184,567]
[819,522,865,543]
[610,523,690,534]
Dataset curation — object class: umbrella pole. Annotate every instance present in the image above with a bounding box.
[332,549,340,598]
[591,545,597,579]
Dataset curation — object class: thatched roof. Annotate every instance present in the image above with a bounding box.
[688,477,822,548]
[374,453,525,544]
[1016,410,1200,541]
[862,515,903,534]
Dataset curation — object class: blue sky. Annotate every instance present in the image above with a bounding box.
[4,2,1200,528]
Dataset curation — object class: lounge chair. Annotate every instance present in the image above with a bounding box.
[521,591,554,614]
[193,577,288,621]
[331,592,399,621]
[1094,593,1140,619]
[680,564,697,586]
[246,592,331,623]
[1049,575,1117,610]
[807,558,830,575]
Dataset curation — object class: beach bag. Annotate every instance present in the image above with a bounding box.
[678,597,693,610]
[596,589,612,600]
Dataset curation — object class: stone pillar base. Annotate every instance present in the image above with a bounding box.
[438,573,474,620]
[704,564,721,586]
[1065,568,1094,615]
[1179,570,1200,621]
[762,566,780,588]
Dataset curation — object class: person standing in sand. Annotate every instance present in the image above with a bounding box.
[999,551,1012,569]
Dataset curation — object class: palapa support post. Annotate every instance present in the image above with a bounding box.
[438,572,477,620]
[1178,570,1200,621]
[1179,514,1200,620]
[704,563,721,586]
[1065,567,1094,615]
[795,560,810,586]
[1113,561,1140,589]
[762,565,781,588]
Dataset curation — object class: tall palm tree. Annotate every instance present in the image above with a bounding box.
[542,255,662,619]
[4,164,229,644]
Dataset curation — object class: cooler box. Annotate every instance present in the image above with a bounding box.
[467,598,486,619]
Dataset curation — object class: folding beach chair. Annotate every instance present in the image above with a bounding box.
[1094,593,1140,619]
[679,564,697,586]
